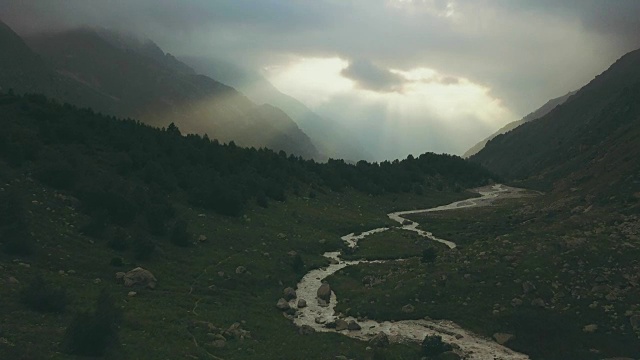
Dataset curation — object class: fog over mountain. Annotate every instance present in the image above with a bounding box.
[2,0,639,159]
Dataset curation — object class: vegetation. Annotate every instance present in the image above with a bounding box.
[329,196,640,359]
[0,91,493,359]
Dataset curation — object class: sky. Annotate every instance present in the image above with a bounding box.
[2,0,640,159]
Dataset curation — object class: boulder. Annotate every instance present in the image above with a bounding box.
[283,287,297,301]
[211,339,226,348]
[335,319,348,331]
[298,325,315,335]
[347,320,361,331]
[401,304,415,313]
[629,314,640,330]
[493,333,515,345]
[128,291,137,297]
[276,298,290,311]
[317,283,332,301]
[369,332,389,347]
[583,324,598,333]
[297,299,307,308]
[198,235,207,242]
[122,267,157,289]
[235,266,247,274]
[530,298,545,307]
[224,322,251,340]
[522,281,536,294]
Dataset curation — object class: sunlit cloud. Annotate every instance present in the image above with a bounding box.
[265,56,514,159]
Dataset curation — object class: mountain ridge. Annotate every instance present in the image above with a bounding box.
[0,21,320,159]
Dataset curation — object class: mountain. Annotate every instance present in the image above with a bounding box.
[471,48,640,200]
[463,91,575,158]
[182,57,373,162]
[0,22,320,159]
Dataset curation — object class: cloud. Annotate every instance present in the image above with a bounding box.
[1,0,639,158]
[341,59,405,92]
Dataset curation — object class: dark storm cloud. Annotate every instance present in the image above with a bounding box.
[341,59,404,92]
[1,0,639,120]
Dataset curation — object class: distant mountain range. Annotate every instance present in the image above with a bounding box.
[463,91,576,158]
[0,20,320,159]
[471,48,640,201]
[182,57,373,162]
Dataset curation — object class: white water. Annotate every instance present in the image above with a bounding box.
[288,184,530,359]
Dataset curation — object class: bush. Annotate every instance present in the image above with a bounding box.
[133,235,155,260]
[170,219,190,247]
[421,247,437,263]
[291,253,305,274]
[34,162,77,190]
[21,276,67,313]
[62,289,122,356]
[106,227,130,251]
[421,335,452,357]
[109,257,124,267]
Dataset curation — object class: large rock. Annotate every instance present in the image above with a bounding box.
[121,267,157,289]
[335,319,348,331]
[276,298,290,311]
[317,283,331,301]
[347,320,361,331]
[297,299,307,308]
[401,304,415,313]
[298,325,315,335]
[369,332,389,347]
[493,333,515,345]
[283,287,297,301]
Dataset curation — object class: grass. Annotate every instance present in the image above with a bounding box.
[342,228,443,261]
[0,163,474,359]
[328,196,640,360]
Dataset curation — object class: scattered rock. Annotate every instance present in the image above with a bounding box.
[121,267,157,289]
[630,314,640,330]
[224,322,251,340]
[211,339,226,348]
[347,320,361,331]
[522,281,536,294]
[583,324,598,333]
[335,319,348,331]
[283,287,297,301]
[369,332,389,347]
[317,283,332,301]
[276,298,290,311]
[493,333,515,345]
[297,299,307,308]
[531,298,545,307]
[298,325,315,335]
[235,266,247,274]
[401,304,415,313]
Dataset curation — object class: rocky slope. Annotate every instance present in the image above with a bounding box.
[463,91,575,158]
[471,48,640,202]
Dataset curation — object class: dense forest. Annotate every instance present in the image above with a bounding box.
[0,91,494,256]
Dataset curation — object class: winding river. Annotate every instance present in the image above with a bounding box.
[287,184,530,359]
